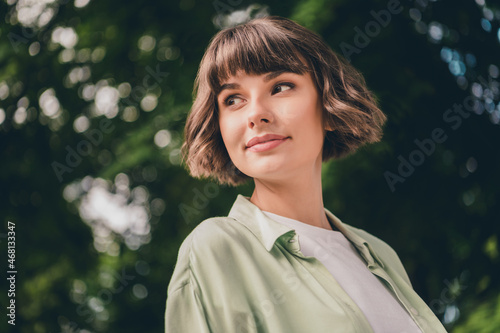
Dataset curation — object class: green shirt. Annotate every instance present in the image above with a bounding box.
[165,195,447,332]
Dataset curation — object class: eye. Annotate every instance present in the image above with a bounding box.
[224,95,243,106]
[272,82,294,95]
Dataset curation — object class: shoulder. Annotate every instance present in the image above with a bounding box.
[166,216,252,294]
[188,216,254,254]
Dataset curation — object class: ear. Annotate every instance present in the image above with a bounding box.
[324,123,335,131]
[322,112,334,131]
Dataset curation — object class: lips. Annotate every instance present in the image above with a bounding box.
[246,134,288,148]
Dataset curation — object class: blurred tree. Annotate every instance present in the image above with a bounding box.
[0,0,498,332]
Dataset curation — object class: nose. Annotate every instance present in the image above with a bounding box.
[247,97,274,129]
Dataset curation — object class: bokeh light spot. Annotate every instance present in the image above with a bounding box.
[52,26,79,49]
[29,42,41,56]
[74,0,91,9]
[489,64,499,78]
[466,157,478,173]
[59,48,76,63]
[0,108,5,125]
[132,284,148,299]
[449,60,466,76]
[440,47,452,63]
[94,86,120,118]
[122,106,139,122]
[140,94,158,112]
[73,115,90,133]
[0,82,10,100]
[138,35,156,52]
[154,129,171,148]
[428,22,443,41]
[39,88,61,118]
[91,47,106,63]
[480,18,491,32]
[14,107,27,125]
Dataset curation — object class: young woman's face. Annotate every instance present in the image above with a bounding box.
[217,70,326,183]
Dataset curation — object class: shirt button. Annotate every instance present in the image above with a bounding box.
[410,307,419,315]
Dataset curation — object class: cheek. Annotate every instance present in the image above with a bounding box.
[219,113,231,136]
[219,115,240,150]
[296,99,323,128]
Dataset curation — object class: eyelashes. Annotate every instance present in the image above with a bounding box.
[272,82,294,94]
[223,95,240,106]
[223,82,295,106]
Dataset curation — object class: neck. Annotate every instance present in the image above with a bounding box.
[249,162,332,230]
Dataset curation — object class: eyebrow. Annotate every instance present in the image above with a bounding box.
[218,70,292,96]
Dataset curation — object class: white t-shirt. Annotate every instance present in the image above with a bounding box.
[263,210,422,333]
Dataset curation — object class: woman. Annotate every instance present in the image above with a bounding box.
[165,16,447,333]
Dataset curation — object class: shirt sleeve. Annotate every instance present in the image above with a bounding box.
[165,228,212,333]
[165,282,211,333]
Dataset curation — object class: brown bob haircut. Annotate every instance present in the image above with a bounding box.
[181,16,387,186]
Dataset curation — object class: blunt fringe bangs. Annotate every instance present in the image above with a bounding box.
[181,16,387,186]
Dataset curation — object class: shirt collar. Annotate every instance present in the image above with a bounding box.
[228,194,294,252]
[324,207,385,268]
[228,194,385,268]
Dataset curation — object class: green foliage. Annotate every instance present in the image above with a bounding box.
[0,0,499,332]
[453,294,500,332]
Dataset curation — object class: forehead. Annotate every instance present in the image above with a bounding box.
[208,28,311,93]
